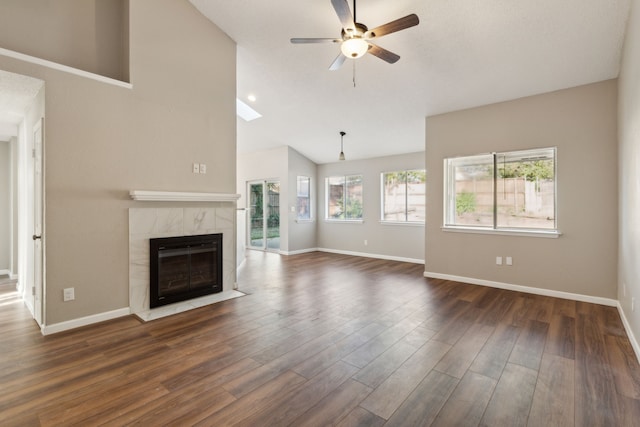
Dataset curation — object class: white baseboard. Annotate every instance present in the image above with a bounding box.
[423,271,618,307]
[280,247,319,256]
[10,273,18,280]
[616,302,640,364]
[41,307,131,336]
[0,269,10,276]
[318,248,424,265]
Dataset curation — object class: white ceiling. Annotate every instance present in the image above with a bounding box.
[0,70,44,141]
[195,0,630,164]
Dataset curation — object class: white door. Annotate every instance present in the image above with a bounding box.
[32,119,43,325]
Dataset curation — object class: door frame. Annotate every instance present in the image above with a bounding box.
[32,118,44,326]
[246,179,280,252]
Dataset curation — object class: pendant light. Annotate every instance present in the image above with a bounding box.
[339,131,346,161]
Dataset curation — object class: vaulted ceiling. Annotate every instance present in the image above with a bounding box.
[192,0,630,164]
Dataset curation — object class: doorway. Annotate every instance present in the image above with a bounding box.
[248,180,280,251]
[0,69,45,327]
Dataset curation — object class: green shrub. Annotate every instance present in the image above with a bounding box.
[456,192,476,215]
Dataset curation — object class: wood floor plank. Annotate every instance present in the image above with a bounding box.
[434,323,495,379]
[605,334,640,399]
[509,319,549,370]
[351,339,420,388]
[545,313,576,359]
[341,316,424,368]
[359,339,452,419]
[469,323,520,380]
[292,379,373,426]
[527,352,574,427]
[479,362,537,426]
[575,312,621,426]
[384,369,459,427]
[431,371,497,427]
[234,360,360,427]
[195,370,306,426]
[336,407,386,427]
[292,321,387,379]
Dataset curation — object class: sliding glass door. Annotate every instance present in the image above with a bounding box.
[248,180,280,251]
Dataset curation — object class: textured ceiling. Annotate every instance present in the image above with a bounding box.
[215,1,627,163]
[0,70,43,140]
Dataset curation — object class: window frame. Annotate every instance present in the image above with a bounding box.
[324,174,364,222]
[380,169,426,225]
[296,176,312,222]
[443,147,560,237]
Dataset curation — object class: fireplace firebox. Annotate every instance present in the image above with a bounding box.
[149,234,222,308]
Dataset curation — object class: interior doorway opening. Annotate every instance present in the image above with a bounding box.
[248,180,280,252]
[0,69,45,327]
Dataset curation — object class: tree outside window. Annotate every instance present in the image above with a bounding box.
[326,175,363,220]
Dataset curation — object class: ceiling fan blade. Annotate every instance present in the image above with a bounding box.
[331,0,355,31]
[367,14,419,38]
[329,53,347,71]
[367,43,400,64]
[291,38,342,44]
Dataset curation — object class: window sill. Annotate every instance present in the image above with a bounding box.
[324,219,364,224]
[295,219,314,224]
[441,226,561,238]
[380,221,425,227]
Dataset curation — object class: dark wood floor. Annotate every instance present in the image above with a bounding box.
[1,251,640,426]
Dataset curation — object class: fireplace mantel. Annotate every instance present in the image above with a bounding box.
[129,190,240,202]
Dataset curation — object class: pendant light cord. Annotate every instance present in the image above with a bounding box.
[353,60,356,87]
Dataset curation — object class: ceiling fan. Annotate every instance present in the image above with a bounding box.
[291,0,419,71]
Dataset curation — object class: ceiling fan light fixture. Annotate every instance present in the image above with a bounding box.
[341,38,368,58]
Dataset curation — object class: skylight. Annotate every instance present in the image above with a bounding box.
[236,98,262,122]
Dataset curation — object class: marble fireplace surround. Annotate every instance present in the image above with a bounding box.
[129,194,244,321]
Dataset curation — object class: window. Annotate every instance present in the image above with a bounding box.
[444,148,557,233]
[381,170,426,223]
[325,175,363,220]
[296,176,311,220]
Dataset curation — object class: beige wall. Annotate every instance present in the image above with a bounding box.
[0,0,236,324]
[425,80,618,298]
[317,152,425,262]
[619,1,640,347]
[287,147,318,253]
[0,0,127,81]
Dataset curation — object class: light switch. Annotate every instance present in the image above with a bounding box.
[200,163,207,174]
[192,163,200,173]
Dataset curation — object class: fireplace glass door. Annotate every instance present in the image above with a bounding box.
[158,242,216,299]
[150,234,222,308]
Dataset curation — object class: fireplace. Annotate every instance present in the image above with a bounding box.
[149,233,223,308]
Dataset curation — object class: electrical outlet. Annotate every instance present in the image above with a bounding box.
[63,287,75,302]
[496,256,503,265]
[364,240,368,246]
[192,163,200,173]
[506,256,513,266]
[199,163,207,174]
